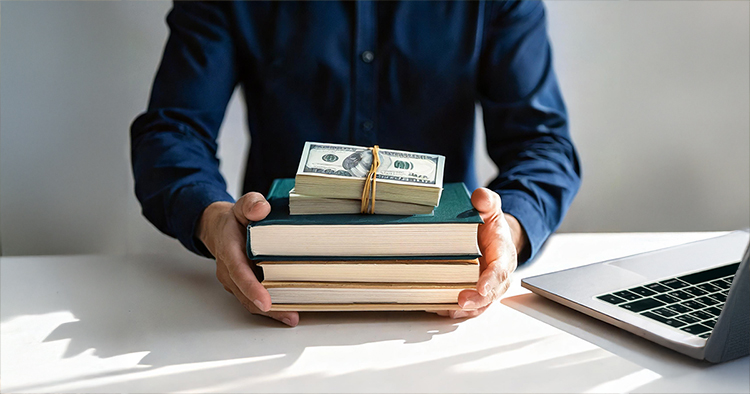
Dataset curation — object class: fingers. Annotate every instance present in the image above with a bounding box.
[218,246,299,326]
[477,257,514,297]
[477,229,506,275]
[471,187,502,222]
[426,310,451,317]
[457,256,514,310]
[265,310,300,327]
[450,305,490,319]
[223,245,273,312]
[458,289,488,310]
[221,267,299,327]
[472,188,511,269]
[459,273,513,310]
[233,192,271,225]
[479,258,514,299]
[427,305,490,319]
[448,188,517,318]
[223,192,271,309]
[206,191,294,326]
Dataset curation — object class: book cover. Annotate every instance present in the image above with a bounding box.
[261,178,481,226]
[263,281,475,304]
[246,179,483,259]
[258,258,480,283]
[268,304,463,312]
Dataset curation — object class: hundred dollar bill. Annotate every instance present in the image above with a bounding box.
[295,142,445,207]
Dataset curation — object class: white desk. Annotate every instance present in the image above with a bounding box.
[2,232,748,393]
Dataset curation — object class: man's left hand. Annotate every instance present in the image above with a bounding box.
[431,187,526,319]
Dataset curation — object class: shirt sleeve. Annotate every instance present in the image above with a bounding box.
[130,1,238,256]
[478,1,582,263]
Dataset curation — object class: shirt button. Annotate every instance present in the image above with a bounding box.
[361,120,374,131]
[361,51,375,63]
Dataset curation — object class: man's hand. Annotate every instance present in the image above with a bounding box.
[197,193,298,327]
[432,188,526,319]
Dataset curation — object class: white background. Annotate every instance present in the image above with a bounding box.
[1,1,748,256]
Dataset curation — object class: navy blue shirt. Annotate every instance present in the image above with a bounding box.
[131,1,581,262]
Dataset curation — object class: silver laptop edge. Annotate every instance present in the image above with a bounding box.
[522,230,749,363]
[705,241,749,363]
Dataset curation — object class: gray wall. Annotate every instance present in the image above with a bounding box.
[546,1,750,233]
[1,1,748,256]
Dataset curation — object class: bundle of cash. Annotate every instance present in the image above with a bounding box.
[292,141,445,215]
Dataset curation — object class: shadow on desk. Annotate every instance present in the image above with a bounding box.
[501,292,749,393]
[7,254,458,385]
[1,252,480,388]
[3,253,658,393]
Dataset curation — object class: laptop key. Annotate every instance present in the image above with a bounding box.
[597,294,627,305]
[619,298,665,313]
[661,278,689,289]
[666,304,691,314]
[680,324,711,335]
[654,294,681,304]
[697,283,721,293]
[696,296,718,306]
[690,310,713,320]
[711,280,731,290]
[676,314,700,324]
[645,282,672,293]
[668,290,694,300]
[682,300,706,310]
[683,287,708,297]
[613,290,642,301]
[703,319,717,328]
[698,333,711,339]
[641,312,687,328]
[709,293,727,303]
[653,307,678,317]
[628,286,656,297]
[704,306,723,317]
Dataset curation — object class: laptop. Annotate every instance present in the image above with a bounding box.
[522,230,749,363]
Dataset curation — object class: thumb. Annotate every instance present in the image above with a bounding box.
[233,192,271,225]
[471,188,502,222]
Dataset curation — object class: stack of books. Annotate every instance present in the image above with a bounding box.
[247,178,483,311]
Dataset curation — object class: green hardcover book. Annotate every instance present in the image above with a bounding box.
[246,179,482,259]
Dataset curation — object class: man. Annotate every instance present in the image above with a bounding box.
[131,1,581,327]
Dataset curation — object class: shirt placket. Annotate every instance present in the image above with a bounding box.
[352,0,377,146]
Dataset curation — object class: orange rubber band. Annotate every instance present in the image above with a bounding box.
[360,145,381,214]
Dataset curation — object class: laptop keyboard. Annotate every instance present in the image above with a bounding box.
[596,262,739,339]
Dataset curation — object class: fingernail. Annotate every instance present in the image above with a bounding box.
[452,310,468,319]
[281,318,293,326]
[463,294,485,310]
[463,297,482,309]
[482,283,491,296]
[253,299,266,311]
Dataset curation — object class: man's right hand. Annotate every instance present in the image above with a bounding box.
[197,193,299,327]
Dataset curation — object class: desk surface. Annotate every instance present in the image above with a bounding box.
[2,232,748,393]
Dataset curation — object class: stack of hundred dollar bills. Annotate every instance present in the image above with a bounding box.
[291,141,445,215]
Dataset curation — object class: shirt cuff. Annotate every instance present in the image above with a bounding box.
[167,182,234,257]
[495,190,551,264]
